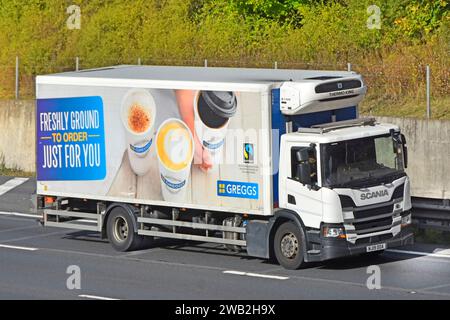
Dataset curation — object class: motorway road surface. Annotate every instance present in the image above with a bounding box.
[0,176,450,300]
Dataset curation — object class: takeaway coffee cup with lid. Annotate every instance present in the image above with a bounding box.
[121,88,157,176]
[194,91,237,161]
[156,118,194,202]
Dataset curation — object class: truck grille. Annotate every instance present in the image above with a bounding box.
[353,216,393,234]
[339,184,405,238]
[353,204,394,220]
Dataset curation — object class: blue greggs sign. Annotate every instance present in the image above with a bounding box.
[217,180,259,200]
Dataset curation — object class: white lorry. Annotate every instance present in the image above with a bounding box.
[36,65,413,269]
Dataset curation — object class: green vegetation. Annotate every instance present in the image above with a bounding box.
[413,226,450,245]
[0,0,448,118]
[0,163,35,178]
[362,96,450,119]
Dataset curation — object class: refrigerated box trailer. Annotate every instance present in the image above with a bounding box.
[36,65,413,269]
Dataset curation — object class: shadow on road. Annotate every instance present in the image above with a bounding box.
[314,252,416,270]
[154,242,419,270]
[62,230,108,244]
[58,230,419,270]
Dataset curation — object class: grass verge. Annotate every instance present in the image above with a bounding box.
[0,163,35,178]
[413,226,450,246]
[361,96,450,120]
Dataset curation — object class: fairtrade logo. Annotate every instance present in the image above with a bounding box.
[243,143,254,164]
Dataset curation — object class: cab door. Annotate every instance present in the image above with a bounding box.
[284,143,323,229]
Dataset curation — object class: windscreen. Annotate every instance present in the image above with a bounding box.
[321,133,405,188]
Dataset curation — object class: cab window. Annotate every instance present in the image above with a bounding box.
[290,146,318,185]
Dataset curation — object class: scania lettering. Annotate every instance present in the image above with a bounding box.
[361,190,389,200]
[36,65,413,270]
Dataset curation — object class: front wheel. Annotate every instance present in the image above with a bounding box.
[106,206,146,252]
[273,221,307,270]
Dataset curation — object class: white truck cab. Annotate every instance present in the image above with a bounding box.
[268,77,414,269]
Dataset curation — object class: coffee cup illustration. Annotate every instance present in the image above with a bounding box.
[156,118,194,202]
[194,91,237,161]
[121,89,156,176]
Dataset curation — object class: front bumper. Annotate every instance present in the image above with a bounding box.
[306,227,414,262]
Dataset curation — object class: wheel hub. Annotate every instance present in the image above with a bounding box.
[280,232,299,259]
[113,217,129,242]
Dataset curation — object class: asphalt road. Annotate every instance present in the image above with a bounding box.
[0,176,450,300]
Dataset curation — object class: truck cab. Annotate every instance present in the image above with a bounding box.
[270,77,414,269]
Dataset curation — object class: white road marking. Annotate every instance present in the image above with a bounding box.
[0,244,38,251]
[0,178,29,196]
[0,212,96,225]
[223,270,289,280]
[0,211,40,219]
[387,249,450,259]
[0,230,69,244]
[434,249,450,255]
[0,225,40,234]
[0,212,95,225]
[78,294,119,301]
[419,282,450,291]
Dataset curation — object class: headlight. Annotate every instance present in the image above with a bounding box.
[401,213,412,227]
[322,226,346,238]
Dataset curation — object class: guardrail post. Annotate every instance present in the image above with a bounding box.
[426,65,431,119]
[347,62,352,72]
[274,61,278,69]
[15,56,19,99]
[204,59,208,68]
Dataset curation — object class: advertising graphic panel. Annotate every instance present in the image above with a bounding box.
[37,86,265,212]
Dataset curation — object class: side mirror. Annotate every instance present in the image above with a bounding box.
[297,162,312,186]
[401,133,408,168]
[296,149,309,162]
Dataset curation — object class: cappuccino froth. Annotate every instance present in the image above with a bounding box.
[157,120,193,172]
[128,104,151,133]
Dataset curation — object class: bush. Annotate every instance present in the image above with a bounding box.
[0,0,448,119]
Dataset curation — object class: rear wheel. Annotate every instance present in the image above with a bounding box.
[106,206,145,252]
[274,221,307,270]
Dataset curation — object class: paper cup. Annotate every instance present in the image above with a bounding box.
[120,89,157,176]
[156,118,194,202]
[193,91,237,162]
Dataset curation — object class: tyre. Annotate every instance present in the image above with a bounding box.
[274,221,307,270]
[106,206,146,252]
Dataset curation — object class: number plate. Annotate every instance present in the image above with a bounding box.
[366,243,386,252]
